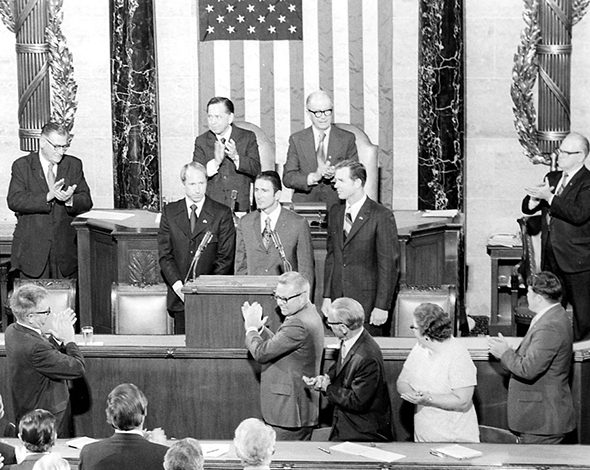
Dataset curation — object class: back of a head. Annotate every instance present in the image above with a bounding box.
[19,409,56,453]
[32,453,71,470]
[530,271,563,303]
[164,438,204,470]
[233,418,276,467]
[106,383,147,431]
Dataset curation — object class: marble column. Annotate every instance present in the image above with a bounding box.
[110,0,160,210]
[417,0,464,211]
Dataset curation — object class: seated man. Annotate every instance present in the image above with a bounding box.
[79,384,168,470]
[163,438,203,470]
[233,418,276,470]
[13,409,58,470]
[0,394,17,466]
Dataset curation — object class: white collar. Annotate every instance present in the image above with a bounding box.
[215,126,233,142]
[260,204,281,230]
[346,194,367,221]
[341,327,363,357]
[185,197,205,217]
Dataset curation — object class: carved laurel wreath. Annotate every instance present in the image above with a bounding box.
[0,0,78,131]
[512,0,590,165]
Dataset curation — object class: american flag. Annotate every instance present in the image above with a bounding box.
[197,0,395,198]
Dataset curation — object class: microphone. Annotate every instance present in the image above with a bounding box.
[184,231,214,283]
[270,230,292,273]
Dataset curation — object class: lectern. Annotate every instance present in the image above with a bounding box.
[183,275,282,348]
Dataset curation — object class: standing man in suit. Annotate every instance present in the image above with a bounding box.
[7,122,93,279]
[304,298,393,442]
[193,97,260,212]
[234,171,314,286]
[489,271,575,444]
[523,131,590,341]
[241,272,324,441]
[322,160,399,336]
[5,284,85,437]
[283,90,358,208]
[79,383,168,470]
[158,162,236,333]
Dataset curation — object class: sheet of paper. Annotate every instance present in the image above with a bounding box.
[66,436,99,449]
[421,209,458,218]
[430,444,483,460]
[330,442,405,463]
[77,210,135,221]
[201,443,230,458]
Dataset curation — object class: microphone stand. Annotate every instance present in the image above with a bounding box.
[184,231,214,283]
[270,230,292,273]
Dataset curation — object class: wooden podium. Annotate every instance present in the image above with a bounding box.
[183,275,282,348]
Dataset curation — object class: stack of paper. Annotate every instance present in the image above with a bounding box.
[330,442,405,463]
[430,444,483,460]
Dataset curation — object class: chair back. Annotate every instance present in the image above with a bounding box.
[111,283,173,334]
[233,121,276,171]
[478,425,518,443]
[515,215,542,285]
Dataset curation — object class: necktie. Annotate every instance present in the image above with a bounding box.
[343,211,353,241]
[190,204,198,234]
[555,172,569,196]
[340,340,346,362]
[316,132,326,166]
[262,217,272,249]
[220,137,226,146]
[47,163,56,187]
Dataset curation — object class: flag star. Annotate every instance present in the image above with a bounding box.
[216,15,225,23]
[207,25,215,33]
[268,25,276,33]
[226,4,234,12]
[205,4,214,13]
[267,4,276,12]
[247,4,255,12]
[289,25,296,33]
[288,4,296,12]
[227,25,235,33]
[237,15,245,22]
[257,15,265,23]
[248,25,256,33]
[278,15,286,23]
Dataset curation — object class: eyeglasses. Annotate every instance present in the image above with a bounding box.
[557,149,581,156]
[31,308,51,316]
[307,109,333,118]
[272,291,304,303]
[327,321,345,327]
[45,137,70,151]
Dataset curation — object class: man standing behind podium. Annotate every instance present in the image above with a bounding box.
[7,122,93,279]
[158,162,236,334]
[193,97,260,212]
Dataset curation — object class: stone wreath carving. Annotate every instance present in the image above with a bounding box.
[511,0,590,165]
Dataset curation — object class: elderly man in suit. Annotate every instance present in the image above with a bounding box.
[158,162,236,334]
[5,285,85,438]
[523,131,590,341]
[163,438,203,470]
[79,383,168,470]
[241,272,324,441]
[489,271,575,444]
[322,160,399,336]
[234,171,314,285]
[7,121,93,279]
[283,90,358,208]
[304,297,393,442]
[193,97,260,212]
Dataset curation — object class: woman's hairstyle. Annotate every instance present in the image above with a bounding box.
[413,302,452,342]
[19,409,56,453]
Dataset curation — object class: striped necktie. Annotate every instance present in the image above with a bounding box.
[343,211,353,241]
[262,217,272,249]
[316,132,326,166]
[47,163,56,187]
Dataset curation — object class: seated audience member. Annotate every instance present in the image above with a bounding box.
[31,454,70,470]
[163,438,203,470]
[233,418,276,470]
[304,297,393,441]
[79,384,168,470]
[0,394,17,466]
[397,303,479,443]
[12,409,57,470]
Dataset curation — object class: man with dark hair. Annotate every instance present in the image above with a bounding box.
[283,90,358,207]
[7,121,93,279]
[241,272,324,441]
[234,171,314,285]
[5,285,85,438]
[13,409,57,469]
[158,161,236,333]
[79,384,168,470]
[304,297,393,441]
[233,418,276,470]
[522,131,590,341]
[164,438,203,470]
[322,160,399,336]
[489,271,575,444]
[193,96,260,212]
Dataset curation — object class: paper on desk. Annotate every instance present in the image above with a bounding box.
[77,210,135,221]
[421,210,458,218]
[67,436,99,449]
[330,442,405,462]
[430,444,483,460]
[202,443,230,458]
[76,342,105,346]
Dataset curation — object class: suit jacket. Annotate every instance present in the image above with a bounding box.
[234,207,315,286]
[501,304,575,435]
[522,166,590,273]
[4,323,86,429]
[283,125,358,207]
[324,197,400,323]
[193,125,260,212]
[5,452,45,470]
[0,442,17,467]
[79,433,169,470]
[7,153,93,277]
[325,329,392,441]
[245,302,324,428]
[157,197,236,312]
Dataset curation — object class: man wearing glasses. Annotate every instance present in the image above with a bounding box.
[5,284,85,437]
[283,90,358,208]
[7,121,93,279]
[523,131,590,341]
[241,272,324,441]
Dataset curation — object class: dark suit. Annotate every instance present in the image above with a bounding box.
[283,125,358,207]
[234,207,314,286]
[5,323,85,437]
[157,197,236,329]
[324,197,400,336]
[193,125,260,212]
[325,329,393,442]
[5,453,44,470]
[7,153,93,278]
[0,442,16,467]
[245,302,324,430]
[500,304,575,437]
[79,433,169,470]
[522,167,590,340]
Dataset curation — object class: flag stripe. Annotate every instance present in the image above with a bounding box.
[302,0,319,127]
[317,1,333,97]
[363,1,379,145]
[378,0,394,190]
[243,41,261,125]
[230,41,244,118]
[332,2,350,123]
[274,41,290,165]
[259,42,274,145]
[198,41,215,130]
[213,41,231,97]
[348,0,364,129]
[290,41,305,135]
